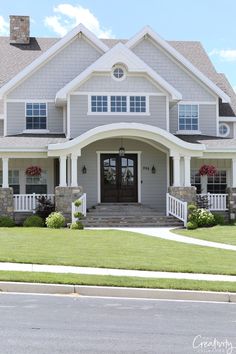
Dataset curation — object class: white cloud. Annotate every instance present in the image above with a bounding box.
[0,15,9,35]
[44,3,114,38]
[209,48,236,62]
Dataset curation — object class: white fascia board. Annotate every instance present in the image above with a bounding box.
[126,26,230,103]
[0,23,109,99]
[55,42,182,103]
[48,122,205,152]
[219,116,236,122]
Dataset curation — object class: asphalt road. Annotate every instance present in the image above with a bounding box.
[0,293,235,354]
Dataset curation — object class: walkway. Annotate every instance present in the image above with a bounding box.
[0,262,235,282]
[87,227,236,251]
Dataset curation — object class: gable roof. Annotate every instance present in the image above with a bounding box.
[55,42,182,103]
[126,26,230,103]
[0,23,109,98]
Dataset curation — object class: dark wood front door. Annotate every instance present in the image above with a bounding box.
[101,154,138,203]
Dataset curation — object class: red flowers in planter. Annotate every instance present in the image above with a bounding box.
[25,166,42,177]
[199,164,217,176]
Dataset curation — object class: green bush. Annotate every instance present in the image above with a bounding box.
[70,221,84,230]
[188,204,197,213]
[73,211,83,219]
[74,199,82,207]
[189,208,215,228]
[23,215,44,227]
[0,216,15,227]
[186,221,198,230]
[46,212,65,229]
[212,213,225,226]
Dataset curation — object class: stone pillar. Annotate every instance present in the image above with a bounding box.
[173,156,180,187]
[168,186,196,204]
[184,156,191,187]
[55,186,83,222]
[59,155,67,187]
[71,154,78,187]
[227,187,236,220]
[2,157,9,188]
[0,188,14,218]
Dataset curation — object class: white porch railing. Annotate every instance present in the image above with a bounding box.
[166,193,188,226]
[197,193,228,211]
[72,193,87,223]
[13,194,55,212]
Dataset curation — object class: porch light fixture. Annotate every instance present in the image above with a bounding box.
[119,138,125,157]
[82,165,87,174]
[151,165,156,174]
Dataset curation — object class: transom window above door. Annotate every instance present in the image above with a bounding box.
[89,95,148,114]
[178,104,199,132]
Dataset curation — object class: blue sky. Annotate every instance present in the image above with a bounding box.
[1,0,236,90]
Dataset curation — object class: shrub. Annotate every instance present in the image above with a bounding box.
[70,221,84,230]
[46,212,65,229]
[74,199,82,207]
[73,211,83,219]
[0,216,15,227]
[23,215,44,227]
[212,213,225,226]
[188,204,197,213]
[36,196,55,221]
[189,208,215,228]
[186,221,198,230]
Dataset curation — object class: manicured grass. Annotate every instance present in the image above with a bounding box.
[0,270,235,293]
[173,225,236,246]
[0,228,236,275]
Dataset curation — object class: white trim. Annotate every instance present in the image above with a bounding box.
[71,91,166,96]
[0,24,109,99]
[3,99,7,136]
[111,65,126,81]
[24,101,48,131]
[55,42,182,103]
[0,115,4,120]
[126,26,230,103]
[218,123,230,137]
[176,130,202,135]
[63,106,66,134]
[6,99,55,103]
[87,93,150,115]
[166,96,169,131]
[67,95,71,139]
[219,116,236,122]
[216,99,219,137]
[179,100,217,105]
[23,129,50,134]
[96,151,142,204]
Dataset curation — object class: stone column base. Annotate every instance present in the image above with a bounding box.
[55,186,83,222]
[227,187,236,220]
[168,186,196,204]
[0,187,14,218]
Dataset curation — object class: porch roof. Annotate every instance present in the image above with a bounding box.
[176,134,236,151]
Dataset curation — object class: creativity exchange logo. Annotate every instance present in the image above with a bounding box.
[193,335,236,353]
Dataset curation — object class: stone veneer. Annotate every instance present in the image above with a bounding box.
[227,188,236,220]
[0,188,14,218]
[168,186,196,204]
[10,16,30,44]
[55,186,83,222]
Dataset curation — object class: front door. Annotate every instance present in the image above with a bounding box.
[101,154,138,203]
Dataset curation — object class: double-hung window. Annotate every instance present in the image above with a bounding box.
[26,103,47,130]
[0,170,20,194]
[207,170,227,194]
[178,104,199,131]
[130,96,146,112]
[91,96,108,112]
[111,96,127,112]
[26,170,48,194]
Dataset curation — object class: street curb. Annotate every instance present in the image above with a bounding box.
[0,282,236,302]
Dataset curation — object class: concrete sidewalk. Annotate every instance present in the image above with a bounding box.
[0,261,235,282]
[87,227,236,251]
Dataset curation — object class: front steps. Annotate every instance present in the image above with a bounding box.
[83,203,183,227]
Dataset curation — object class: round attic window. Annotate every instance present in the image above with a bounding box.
[219,123,230,137]
[112,66,125,80]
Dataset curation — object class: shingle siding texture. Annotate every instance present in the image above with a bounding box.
[70,95,167,137]
[132,38,216,101]
[8,37,101,99]
[0,120,4,136]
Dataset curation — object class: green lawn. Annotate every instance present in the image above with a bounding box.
[0,228,235,275]
[173,225,236,246]
[0,271,235,293]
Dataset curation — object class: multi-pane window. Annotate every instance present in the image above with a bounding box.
[207,170,227,194]
[0,170,20,194]
[26,171,47,194]
[111,96,127,112]
[219,123,230,137]
[91,96,108,112]
[26,103,47,130]
[178,104,199,131]
[191,170,201,194]
[130,96,146,113]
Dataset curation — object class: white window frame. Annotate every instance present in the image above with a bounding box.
[177,103,201,134]
[24,102,49,133]
[112,65,126,81]
[90,95,108,113]
[218,123,230,137]
[88,94,150,115]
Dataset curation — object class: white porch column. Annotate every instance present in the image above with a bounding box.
[59,155,67,187]
[2,157,9,188]
[71,154,78,187]
[173,155,180,187]
[232,158,236,188]
[184,156,191,187]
